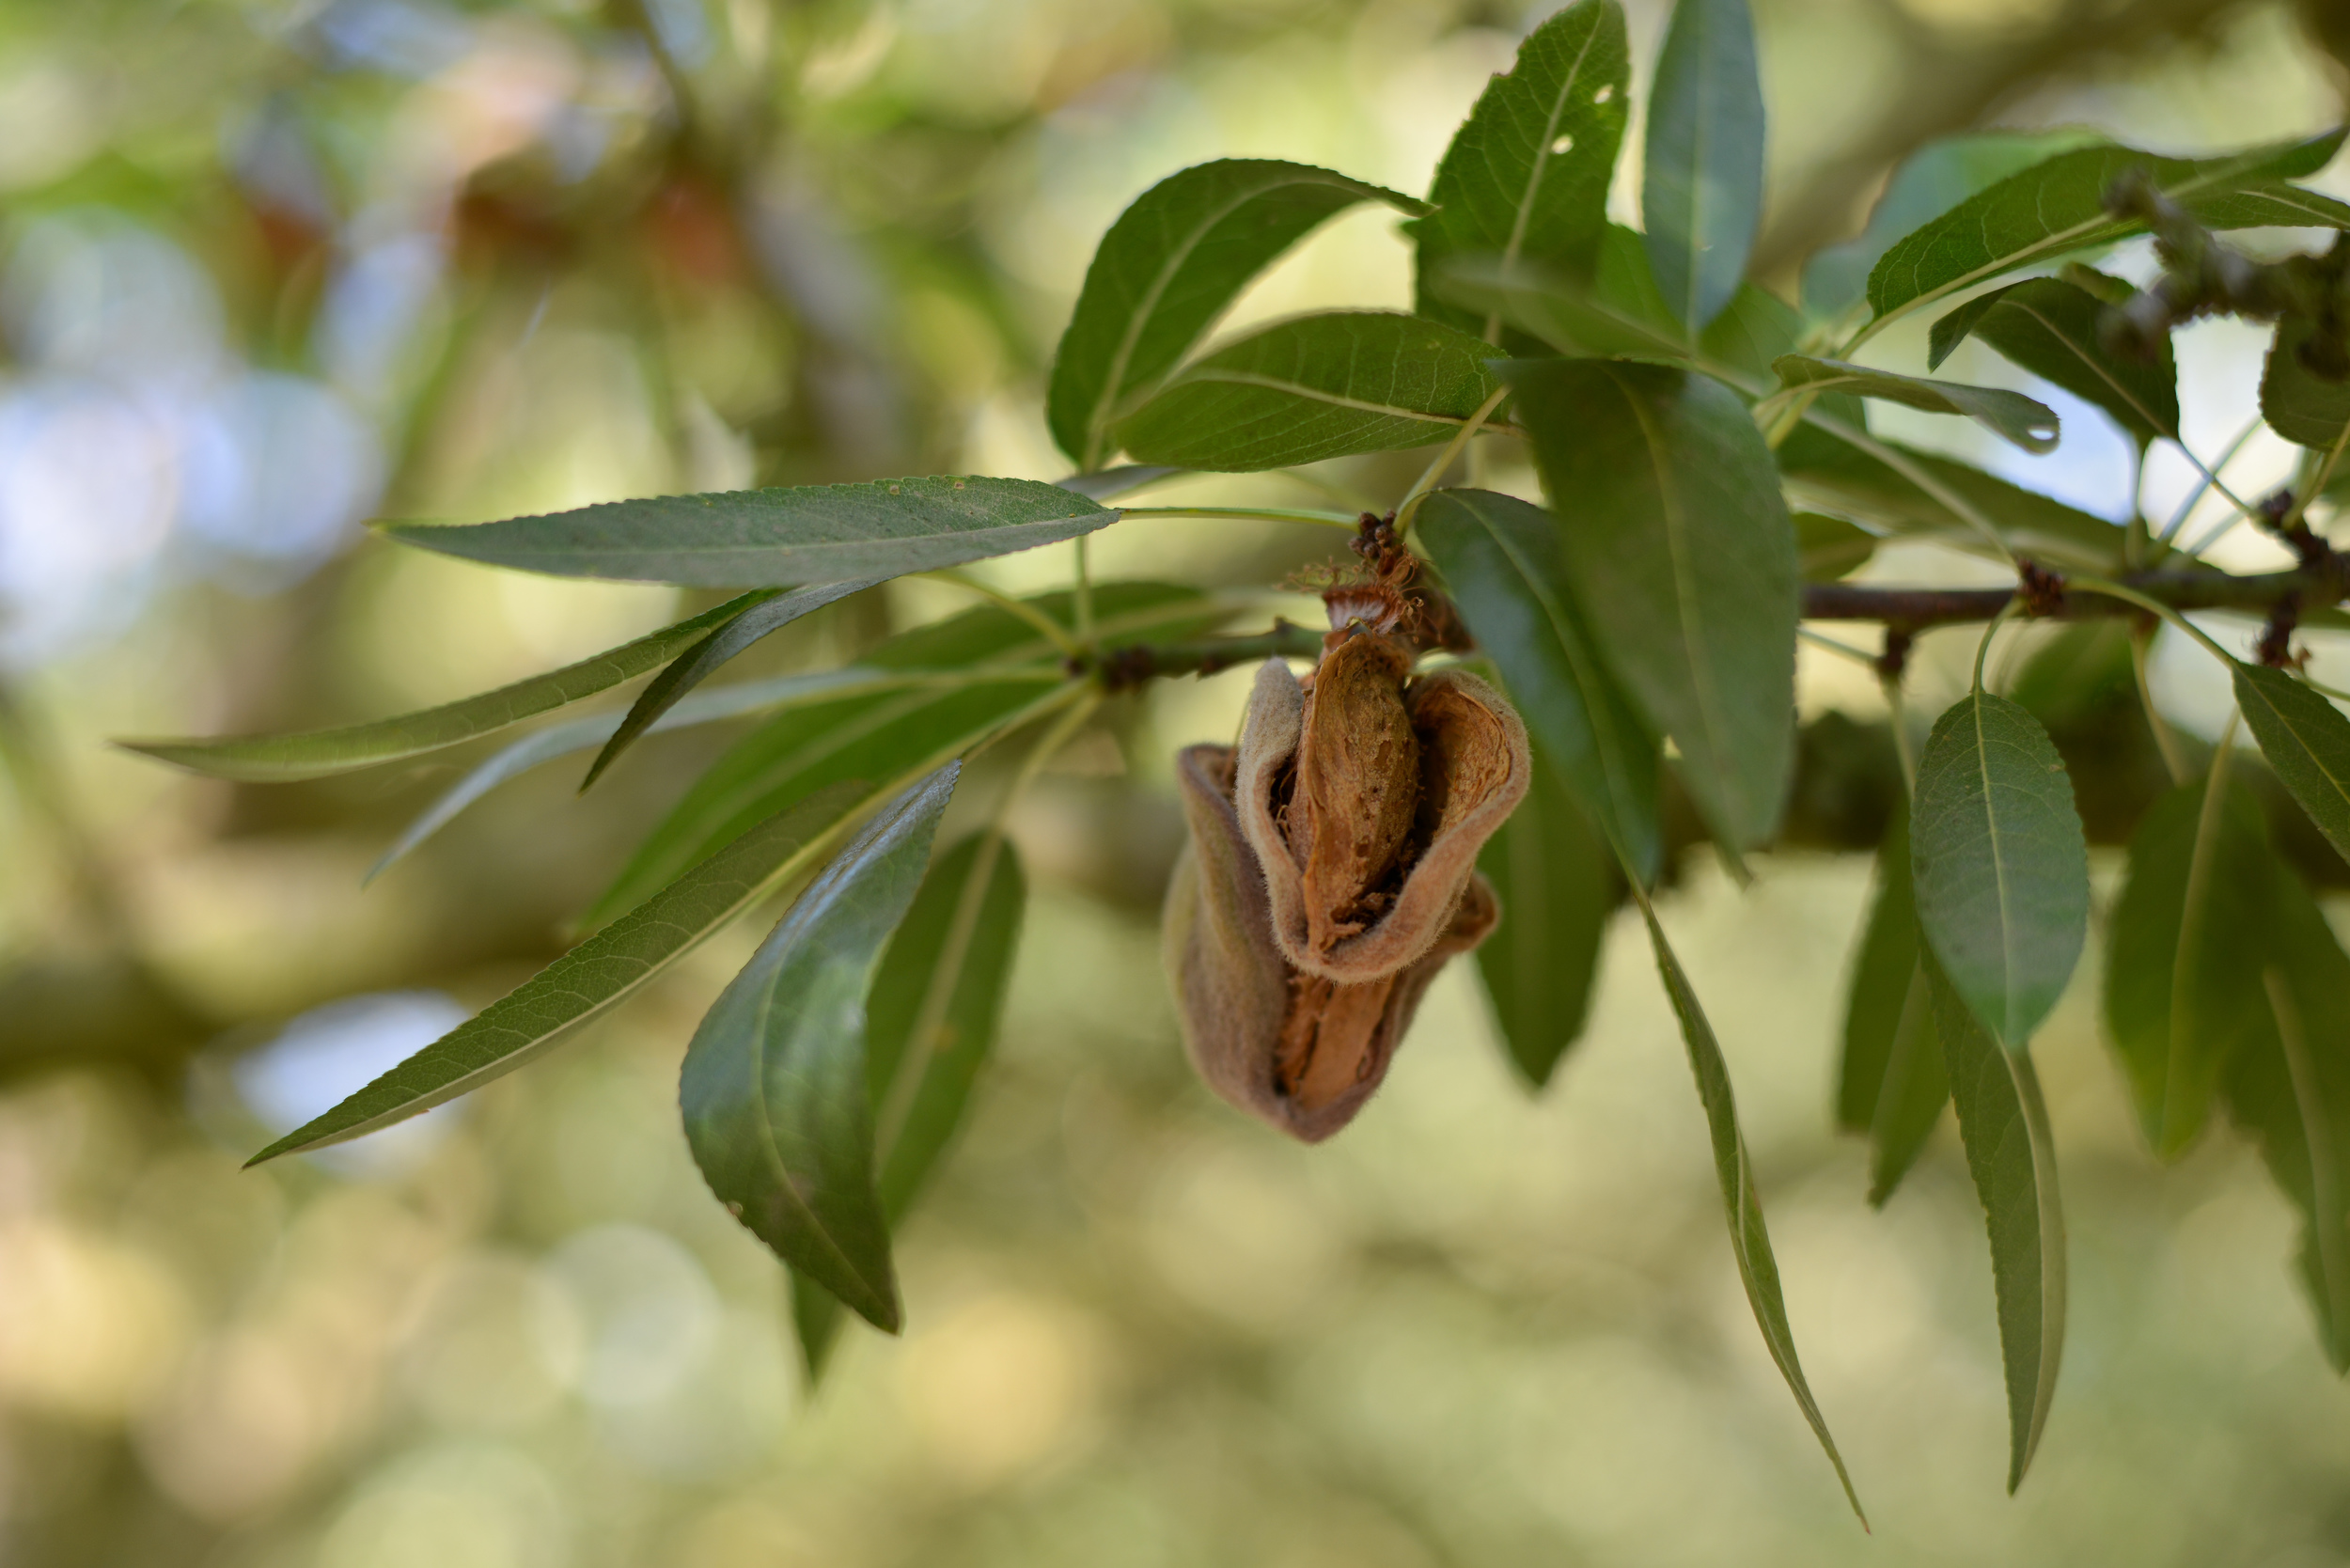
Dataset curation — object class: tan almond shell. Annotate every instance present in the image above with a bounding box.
[1235,657,1530,984]
[1163,741,1499,1143]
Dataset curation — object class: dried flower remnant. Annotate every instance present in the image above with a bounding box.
[1163,742,1499,1142]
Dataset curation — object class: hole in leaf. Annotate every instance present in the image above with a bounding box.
[1550,134,1574,155]
[1594,84,1614,103]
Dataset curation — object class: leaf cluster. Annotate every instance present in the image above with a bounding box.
[121,0,2350,1517]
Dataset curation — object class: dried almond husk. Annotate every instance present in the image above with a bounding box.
[1236,647,1529,983]
[1164,741,1499,1142]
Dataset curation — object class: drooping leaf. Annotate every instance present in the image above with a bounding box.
[2262,316,2350,450]
[121,590,779,781]
[1695,281,1796,383]
[2104,778,2278,1159]
[367,668,935,885]
[1779,424,2127,572]
[795,832,1029,1376]
[247,784,868,1164]
[587,585,1221,926]
[2219,862,2350,1372]
[1837,809,1949,1205]
[1046,160,1427,469]
[2234,661,2350,866]
[1865,130,2348,324]
[1411,0,1630,331]
[1927,274,2179,448]
[379,478,1118,587]
[1475,760,1618,1087]
[1416,488,1663,882]
[1436,255,1687,366]
[1639,901,1865,1522]
[1794,511,1875,581]
[1772,354,2060,454]
[1910,692,2091,1052]
[1922,949,2068,1493]
[1509,359,1798,855]
[682,765,961,1332]
[1111,312,1503,471]
[583,579,884,790]
[1800,130,2104,321]
[1642,0,1765,332]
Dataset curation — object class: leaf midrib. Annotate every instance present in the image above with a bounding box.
[1500,14,1607,273]
[1155,368,1485,425]
[1969,695,2023,1046]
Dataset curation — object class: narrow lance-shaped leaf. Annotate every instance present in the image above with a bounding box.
[120,590,779,781]
[247,783,869,1164]
[1474,760,1618,1088]
[1794,512,1875,581]
[1509,358,1798,856]
[583,578,885,790]
[1837,808,1949,1206]
[1642,0,1765,332]
[1639,900,1866,1523]
[380,477,1118,588]
[1772,354,2060,454]
[682,764,962,1333]
[2263,317,2350,449]
[2221,861,2350,1372]
[1922,949,2068,1493]
[2104,778,2277,1160]
[1054,465,1184,501]
[793,832,1027,1376]
[1910,692,2090,1052]
[1410,0,1630,330]
[2234,661,2350,868]
[1112,312,1503,472]
[1928,273,2179,449]
[1866,129,2347,324]
[587,585,1222,926]
[1801,130,2104,321]
[1416,488,1663,883]
[1047,160,1427,469]
[1778,426,2127,572]
[367,668,943,886]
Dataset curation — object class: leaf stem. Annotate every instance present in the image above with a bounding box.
[1973,597,2024,692]
[1396,384,1512,532]
[1120,505,1363,529]
[917,570,1085,659]
[2159,414,2264,546]
[2131,623,2195,788]
[2065,575,2233,664]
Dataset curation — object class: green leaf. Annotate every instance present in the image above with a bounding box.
[1046,160,1427,469]
[796,831,1030,1377]
[1772,354,2060,454]
[120,591,779,782]
[586,585,1218,926]
[1642,0,1764,332]
[1801,130,2104,321]
[1794,511,1875,581]
[1922,948,2067,1494]
[1410,0,1630,330]
[1111,312,1503,471]
[1910,692,2091,1052]
[682,764,961,1332]
[1509,359,1798,855]
[1865,129,2347,324]
[367,668,926,886]
[247,783,868,1164]
[1474,761,1618,1087]
[1639,902,1865,1522]
[582,579,883,790]
[1928,274,2179,450]
[2105,778,2278,1159]
[1779,426,2127,572]
[2219,863,2350,1372]
[379,477,1118,588]
[1437,255,1686,366]
[1054,465,1183,500]
[2234,661,2350,867]
[1837,809,1949,1206]
[1416,488,1663,882]
[2262,317,2350,449]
